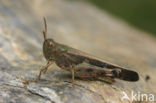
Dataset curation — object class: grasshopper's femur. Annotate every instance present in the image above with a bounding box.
[43,17,47,40]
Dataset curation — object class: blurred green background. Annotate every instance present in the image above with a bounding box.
[80,0,156,36]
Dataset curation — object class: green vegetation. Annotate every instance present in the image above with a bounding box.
[87,0,156,36]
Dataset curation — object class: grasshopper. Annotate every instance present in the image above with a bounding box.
[25,18,139,87]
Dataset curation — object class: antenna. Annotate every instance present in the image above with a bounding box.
[43,17,47,40]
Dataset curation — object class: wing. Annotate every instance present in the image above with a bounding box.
[66,46,139,82]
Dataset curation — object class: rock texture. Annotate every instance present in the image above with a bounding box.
[0,0,156,103]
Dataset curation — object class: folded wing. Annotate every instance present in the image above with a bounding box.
[66,47,139,81]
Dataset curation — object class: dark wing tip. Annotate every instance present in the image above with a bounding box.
[113,69,139,82]
[122,69,139,81]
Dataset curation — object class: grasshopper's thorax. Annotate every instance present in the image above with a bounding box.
[43,39,56,61]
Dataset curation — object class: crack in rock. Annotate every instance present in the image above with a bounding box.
[27,84,63,103]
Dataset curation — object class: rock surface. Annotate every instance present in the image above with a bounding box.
[0,0,156,103]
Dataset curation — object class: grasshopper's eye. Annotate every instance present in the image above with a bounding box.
[47,41,53,48]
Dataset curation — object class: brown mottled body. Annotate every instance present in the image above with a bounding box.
[26,18,139,87]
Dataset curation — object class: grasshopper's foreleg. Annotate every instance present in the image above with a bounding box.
[22,61,53,85]
[36,61,53,82]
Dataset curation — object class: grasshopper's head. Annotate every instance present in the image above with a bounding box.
[43,39,55,50]
[42,17,56,60]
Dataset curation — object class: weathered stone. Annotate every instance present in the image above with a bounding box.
[0,0,156,103]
